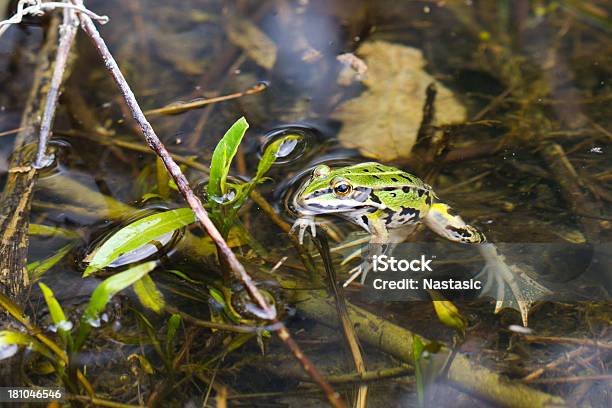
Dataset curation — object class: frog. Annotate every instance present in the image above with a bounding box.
[290,162,550,326]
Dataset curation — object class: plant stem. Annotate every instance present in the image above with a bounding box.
[34,6,78,168]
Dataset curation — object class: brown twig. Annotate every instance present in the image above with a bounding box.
[539,143,602,241]
[73,3,344,406]
[523,335,612,350]
[527,375,612,385]
[144,82,267,116]
[0,127,23,137]
[522,346,590,382]
[34,6,78,168]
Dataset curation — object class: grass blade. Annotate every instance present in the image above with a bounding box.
[28,243,75,281]
[74,261,157,350]
[38,283,73,347]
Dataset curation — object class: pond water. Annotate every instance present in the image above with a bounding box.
[0,1,610,407]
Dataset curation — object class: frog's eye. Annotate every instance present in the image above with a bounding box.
[312,165,331,178]
[332,178,352,197]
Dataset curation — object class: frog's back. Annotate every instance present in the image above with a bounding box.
[340,162,430,191]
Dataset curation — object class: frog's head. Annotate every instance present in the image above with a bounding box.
[293,164,372,215]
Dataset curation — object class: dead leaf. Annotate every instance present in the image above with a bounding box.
[332,41,466,161]
[225,17,277,70]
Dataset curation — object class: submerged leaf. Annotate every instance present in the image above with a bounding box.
[432,300,467,334]
[28,243,75,281]
[29,224,79,239]
[165,314,181,355]
[332,41,466,161]
[133,275,166,314]
[225,18,277,70]
[208,117,249,199]
[75,261,157,350]
[83,208,195,276]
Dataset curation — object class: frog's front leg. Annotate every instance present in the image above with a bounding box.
[290,215,317,244]
[343,217,390,286]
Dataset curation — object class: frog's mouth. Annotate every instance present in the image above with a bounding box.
[295,196,374,216]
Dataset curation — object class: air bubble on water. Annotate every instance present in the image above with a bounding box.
[87,317,101,328]
[589,146,603,154]
[57,320,73,331]
[211,189,236,204]
[276,137,299,158]
[0,344,18,360]
[508,324,533,334]
[47,320,72,332]
[112,320,122,332]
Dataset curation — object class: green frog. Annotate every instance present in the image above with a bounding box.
[290,162,549,326]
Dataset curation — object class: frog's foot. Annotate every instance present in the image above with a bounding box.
[340,247,364,266]
[343,262,372,287]
[290,216,317,245]
[476,244,552,326]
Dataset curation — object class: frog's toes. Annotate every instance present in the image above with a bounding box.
[343,265,363,287]
[290,216,316,244]
[342,262,373,287]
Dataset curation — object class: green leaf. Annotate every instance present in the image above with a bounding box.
[412,334,425,408]
[29,224,79,239]
[0,331,54,361]
[254,134,302,181]
[83,208,195,276]
[156,157,170,198]
[207,117,249,199]
[28,243,75,281]
[133,275,165,314]
[167,269,202,284]
[39,283,73,348]
[165,314,181,356]
[74,261,157,351]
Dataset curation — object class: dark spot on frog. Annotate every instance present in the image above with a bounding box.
[362,168,369,172]
[391,177,398,182]
[425,193,433,206]
[369,194,382,204]
[400,174,413,181]
[309,188,332,198]
[402,186,410,193]
[416,189,425,197]
[446,225,472,238]
[372,175,381,180]
[399,207,420,221]
[361,215,369,225]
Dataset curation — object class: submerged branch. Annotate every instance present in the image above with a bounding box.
[285,286,567,408]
